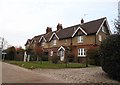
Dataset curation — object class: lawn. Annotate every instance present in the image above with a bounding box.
[5,61,93,69]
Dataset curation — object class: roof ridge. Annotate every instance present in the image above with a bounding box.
[63,17,106,29]
[83,17,106,24]
[29,17,107,42]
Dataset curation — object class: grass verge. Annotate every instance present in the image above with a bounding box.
[5,61,93,69]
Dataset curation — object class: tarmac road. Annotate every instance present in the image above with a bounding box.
[2,62,64,83]
[0,61,2,84]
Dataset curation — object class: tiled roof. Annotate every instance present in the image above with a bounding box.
[25,17,107,45]
[33,35,41,42]
[56,26,75,39]
[80,17,106,34]
[57,17,106,39]
[25,39,32,46]
[44,32,53,41]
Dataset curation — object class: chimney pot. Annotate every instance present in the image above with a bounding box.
[81,18,84,24]
[46,27,52,33]
[57,23,62,31]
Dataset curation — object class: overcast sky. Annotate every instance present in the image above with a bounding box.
[0,0,119,48]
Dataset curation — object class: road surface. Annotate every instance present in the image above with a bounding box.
[2,62,64,83]
[0,61,2,84]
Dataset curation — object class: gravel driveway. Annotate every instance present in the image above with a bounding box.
[33,67,119,83]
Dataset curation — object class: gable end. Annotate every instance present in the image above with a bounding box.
[49,32,59,41]
[72,26,87,37]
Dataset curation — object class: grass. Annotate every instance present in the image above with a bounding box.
[5,61,93,69]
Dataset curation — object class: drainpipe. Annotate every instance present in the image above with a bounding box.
[70,38,73,51]
[95,35,97,45]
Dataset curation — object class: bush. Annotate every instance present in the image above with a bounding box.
[51,55,59,64]
[99,34,120,81]
[66,53,75,62]
[87,49,100,66]
[41,55,48,61]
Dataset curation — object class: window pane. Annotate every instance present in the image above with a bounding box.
[78,48,86,57]
[78,49,80,56]
[99,35,102,41]
[53,40,56,45]
[50,51,53,56]
[41,42,45,46]
[78,36,83,43]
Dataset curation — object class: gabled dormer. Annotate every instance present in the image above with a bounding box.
[39,36,47,46]
[72,26,87,37]
[72,26,87,44]
[25,39,32,47]
[49,32,59,46]
[96,18,111,35]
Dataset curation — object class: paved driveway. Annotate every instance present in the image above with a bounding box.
[2,62,64,83]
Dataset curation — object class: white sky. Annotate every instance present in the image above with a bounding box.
[0,0,119,48]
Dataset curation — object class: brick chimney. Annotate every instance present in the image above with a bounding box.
[81,18,84,24]
[46,27,52,34]
[57,23,62,31]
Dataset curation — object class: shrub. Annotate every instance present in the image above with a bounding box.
[41,55,48,61]
[66,53,75,62]
[51,55,59,64]
[99,34,120,81]
[87,49,100,66]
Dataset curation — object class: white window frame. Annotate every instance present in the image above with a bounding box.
[65,39,67,44]
[50,51,53,56]
[53,40,56,45]
[99,35,102,42]
[78,48,86,57]
[78,36,83,43]
[102,26,106,33]
[41,42,45,46]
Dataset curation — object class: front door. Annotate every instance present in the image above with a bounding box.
[59,49,64,61]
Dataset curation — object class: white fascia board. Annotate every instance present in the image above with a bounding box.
[49,32,59,41]
[58,46,65,51]
[39,36,47,42]
[96,18,112,35]
[72,26,87,37]
[96,19,106,35]
[105,19,112,35]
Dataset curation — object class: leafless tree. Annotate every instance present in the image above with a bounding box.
[114,19,120,34]
[0,37,9,60]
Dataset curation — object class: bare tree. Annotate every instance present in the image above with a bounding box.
[114,19,120,34]
[0,37,4,59]
[0,37,9,60]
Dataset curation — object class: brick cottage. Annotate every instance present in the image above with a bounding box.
[25,17,111,63]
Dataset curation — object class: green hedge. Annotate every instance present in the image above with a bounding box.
[99,34,120,81]
[87,49,100,66]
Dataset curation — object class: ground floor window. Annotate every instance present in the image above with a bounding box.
[78,48,86,57]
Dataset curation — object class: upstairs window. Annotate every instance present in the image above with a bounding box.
[41,42,45,46]
[78,36,83,43]
[65,39,67,44]
[50,51,53,56]
[102,26,106,33]
[53,40,56,45]
[78,48,86,57]
[99,35,102,42]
